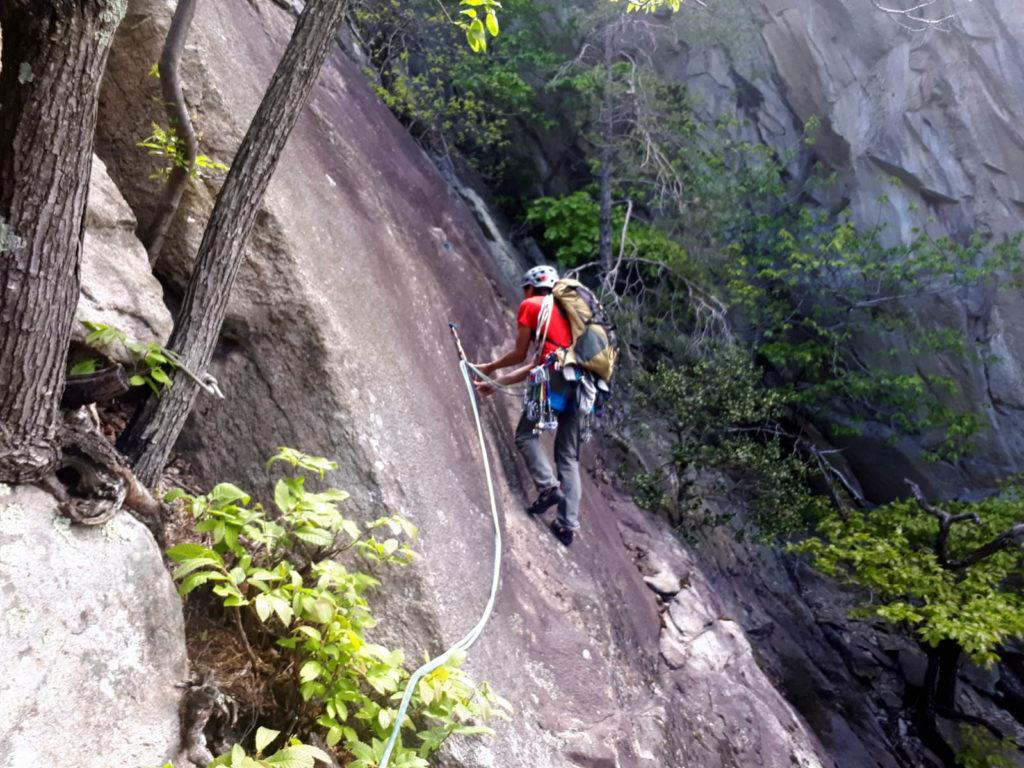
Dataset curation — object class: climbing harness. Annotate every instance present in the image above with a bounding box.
[525,363,559,434]
[377,326,504,768]
[163,349,225,399]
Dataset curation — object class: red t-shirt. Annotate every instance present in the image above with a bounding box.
[518,296,572,361]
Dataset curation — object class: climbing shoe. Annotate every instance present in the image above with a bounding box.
[527,486,564,516]
[550,521,575,547]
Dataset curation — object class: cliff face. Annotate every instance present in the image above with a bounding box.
[66,0,1022,766]
[650,0,1024,499]
[89,2,836,766]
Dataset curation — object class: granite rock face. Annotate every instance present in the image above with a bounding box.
[655,0,1024,498]
[77,155,173,360]
[92,3,834,765]
[0,486,187,767]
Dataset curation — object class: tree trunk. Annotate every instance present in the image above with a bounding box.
[597,22,615,275]
[0,1,124,483]
[915,644,959,767]
[935,639,961,709]
[140,0,198,265]
[118,0,351,486]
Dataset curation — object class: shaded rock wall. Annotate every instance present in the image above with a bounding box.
[0,486,187,767]
[92,2,834,765]
[653,0,1024,499]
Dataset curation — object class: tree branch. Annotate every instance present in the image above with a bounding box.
[140,0,199,264]
[906,479,980,567]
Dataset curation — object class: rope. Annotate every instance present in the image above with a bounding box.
[464,362,527,396]
[163,349,225,399]
[378,357,503,768]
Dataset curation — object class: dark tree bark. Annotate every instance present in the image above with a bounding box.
[916,642,960,767]
[62,365,130,408]
[118,0,351,486]
[140,0,198,265]
[0,1,125,483]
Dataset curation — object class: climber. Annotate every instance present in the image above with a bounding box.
[473,265,581,547]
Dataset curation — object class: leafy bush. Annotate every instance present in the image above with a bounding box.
[526,190,688,270]
[159,729,331,768]
[723,204,1024,460]
[793,486,1024,665]
[78,320,176,395]
[635,347,828,537]
[166,448,509,765]
[956,724,1019,768]
[138,122,228,182]
[353,0,555,180]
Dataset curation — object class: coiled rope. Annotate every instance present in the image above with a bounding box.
[378,357,503,768]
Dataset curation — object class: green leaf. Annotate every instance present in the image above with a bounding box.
[274,479,293,515]
[299,660,322,683]
[211,483,251,506]
[129,374,146,387]
[255,593,273,623]
[150,366,172,386]
[255,726,280,754]
[69,358,100,375]
[485,11,499,36]
[167,543,223,565]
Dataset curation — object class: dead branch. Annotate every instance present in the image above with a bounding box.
[605,197,635,296]
[181,671,237,767]
[61,365,130,408]
[871,0,963,31]
[904,480,1024,570]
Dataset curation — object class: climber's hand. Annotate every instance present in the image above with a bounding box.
[474,379,496,397]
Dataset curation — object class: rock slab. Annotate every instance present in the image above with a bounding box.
[0,486,187,767]
[76,155,173,363]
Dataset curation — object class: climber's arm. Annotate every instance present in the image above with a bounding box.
[475,324,532,375]
[474,360,534,398]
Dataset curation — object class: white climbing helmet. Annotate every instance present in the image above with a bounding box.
[521,265,559,289]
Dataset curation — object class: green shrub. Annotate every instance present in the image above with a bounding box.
[793,486,1024,665]
[78,320,176,395]
[166,448,510,766]
[526,190,688,270]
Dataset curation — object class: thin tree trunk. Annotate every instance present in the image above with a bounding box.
[0,1,124,483]
[140,0,199,265]
[118,0,350,486]
[597,22,615,275]
[935,639,960,709]
[915,644,959,767]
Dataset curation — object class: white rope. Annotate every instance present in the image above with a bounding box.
[536,294,554,363]
[378,358,503,768]
[464,362,527,396]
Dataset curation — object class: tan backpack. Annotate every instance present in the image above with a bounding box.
[549,278,618,382]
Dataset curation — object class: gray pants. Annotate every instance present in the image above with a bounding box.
[515,408,581,530]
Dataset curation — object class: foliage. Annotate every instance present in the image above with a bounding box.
[635,347,828,536]
[165,448,510,764]
[352,0,555,181]
[138,122,228,182]
[78,320,176,395]
[526,191,688,270]
[956,724,1019,768]
[723,197,1024,460]
[158,731,332,768]
[455,0,503,52]
[612,0,682,10]
[792,486,1024,665]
